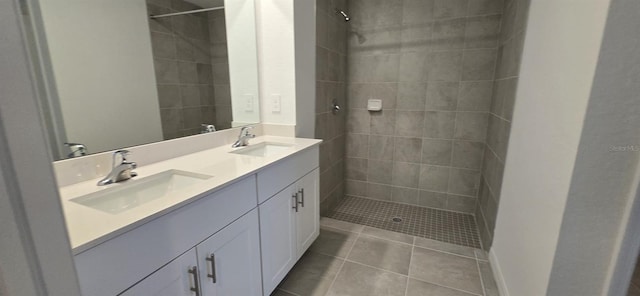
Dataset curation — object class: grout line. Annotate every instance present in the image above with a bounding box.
[277,287,302,296]
[476,256,488,296]
[323,224,362,295]
[404,243,416,296]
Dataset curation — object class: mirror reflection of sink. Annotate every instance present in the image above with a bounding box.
[230,142,295,157]
[71,170,213,214]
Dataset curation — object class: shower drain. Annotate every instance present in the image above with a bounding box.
[392,217,403,223]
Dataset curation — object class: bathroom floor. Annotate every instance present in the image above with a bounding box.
[272,217,499,296]
[329,196,482,249]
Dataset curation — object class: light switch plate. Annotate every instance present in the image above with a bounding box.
[271,94,281,113]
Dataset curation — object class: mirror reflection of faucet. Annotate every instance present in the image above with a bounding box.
[201,124,216,133]
[64,142,87,158]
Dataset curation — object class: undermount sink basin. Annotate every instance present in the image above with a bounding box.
[230,142,294,157]
[71,170,213,214]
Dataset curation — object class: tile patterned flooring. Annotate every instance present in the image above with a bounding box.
[328,196,482,248]
[272,217,499,296]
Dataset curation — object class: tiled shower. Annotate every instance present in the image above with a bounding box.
[316,0,529,250]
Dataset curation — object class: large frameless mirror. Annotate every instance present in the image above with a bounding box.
[28,0,260,160]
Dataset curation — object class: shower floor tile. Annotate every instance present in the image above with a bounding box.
[327,196,482,249]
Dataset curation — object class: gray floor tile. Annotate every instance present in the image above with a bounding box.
[475,249,489,261]
[309,227,358,258]
[479,260,500,296]
[327,261,407,296]
[279,252,344,296]
[414,237,476,258]
[271,289,298,296]
[361,226,414,244]
[320,217,365,233]
[409,247,483,295]
[406,278,478,296]
[347,235,413,275]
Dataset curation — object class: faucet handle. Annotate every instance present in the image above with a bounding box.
[241,126,253,134]
[112,150,132,167]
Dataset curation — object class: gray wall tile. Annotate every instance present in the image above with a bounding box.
[452,140,484,169]
[392,162,421,188]
[368,160,393,184]
[369,135,395,160]
[464,15,501,49]
[427,50,463,81]
[458,81,493,111]
[402,0,434,24]
[419,190,447,208]
[421,139,453,165]
[449,168,480,196]
[424,111,455,138]
[347,133,369,158]
[371,110,396,135]
[419,165,450,191]
[397,83,427,110]
[431,18,466,50]
[433,0,469,19]
[461,49,497,81]
[468,0,504,16]
[392,187,420,205]
[346,157,368,181]
[347,109,371,133]
[425,82,459,111]
[454,112,488,141]
[395,111,425,137]
[394,137,423,162]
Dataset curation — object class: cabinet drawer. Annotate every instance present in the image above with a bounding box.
[257,146,319,204]
[75,176,257,296]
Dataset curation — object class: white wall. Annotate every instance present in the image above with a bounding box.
[490,0,611,295]
[39,0,163,154]
[226,0,260,126]
[255,0,297,126]
[546,0,640,292]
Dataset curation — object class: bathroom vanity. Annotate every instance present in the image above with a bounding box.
[58,136,320,296]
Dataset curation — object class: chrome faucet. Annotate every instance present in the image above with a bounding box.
[64,142,87,158]
[97,150,138,186]
[232,126,255,148]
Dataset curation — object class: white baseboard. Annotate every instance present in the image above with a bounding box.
[489,248,510,296]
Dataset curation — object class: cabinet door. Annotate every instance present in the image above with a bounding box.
[295,168,320,257]
[196,208,262,296]
[259,185,297,296]
[120,249,199,296]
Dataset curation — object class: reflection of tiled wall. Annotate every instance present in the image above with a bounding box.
[477,0,529,249]
[344,0,503,214]
[316,0,348,215]
[147,0,230,139]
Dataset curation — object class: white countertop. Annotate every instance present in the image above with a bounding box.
[59,136,321,254]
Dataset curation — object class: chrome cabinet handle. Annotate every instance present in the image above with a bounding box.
[298,188,305,207]
[292,193,299,212]
[205,254,217,283]
[188,266,201,296]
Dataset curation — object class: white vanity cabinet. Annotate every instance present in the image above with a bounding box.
[120,248,198,296]
[72,143,321,296]
[258,146,320,296]
[121,209,262,296]
[74,176,259,296]
[196,208,262,296]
